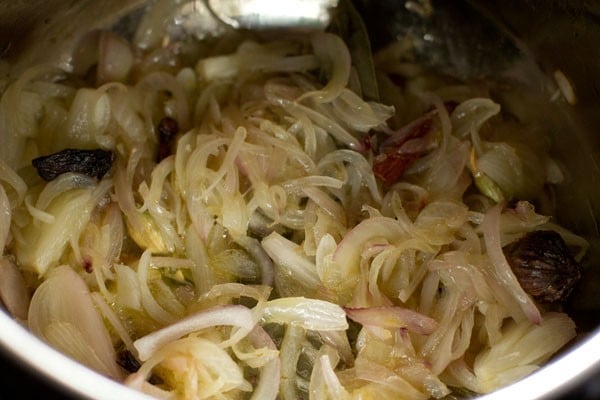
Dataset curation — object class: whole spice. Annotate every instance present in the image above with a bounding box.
[503,230,582,303]
[32,148,115,181]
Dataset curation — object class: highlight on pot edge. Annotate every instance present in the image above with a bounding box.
[0,0,592,399]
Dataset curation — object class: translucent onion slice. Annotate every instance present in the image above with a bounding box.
[482,203,542,324]
[318,149,381,202]
[0,185,11,250]
[28,265,122,379]
[353,357,426,399]
[297,32,351,104]
[310,352,350,400]
[97,31,134,84]
[114,150,170,254]
[196,52,319,82]
[261,231,321,290]
[65,88,111,147]
[247,326,281,400]
[473,312,576,393]
[199,282,272,306]
[131,336,251,398]
[332,216,408,284]
[477,141,545,201]
[233,236,274,286]
[279,324,306,400]
[0,257,30,320]
[134,304,255,361]
[261,297,348,331]
[35,172,97,210]
[15,187,96,276]
[330,89,394,132]
[283,102,364,151]
[0,158,27,205]
[345,306,438,335]
[450,98,501,142]
[91,292,136,355]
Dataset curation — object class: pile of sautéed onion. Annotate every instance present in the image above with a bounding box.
[0,1,589,399]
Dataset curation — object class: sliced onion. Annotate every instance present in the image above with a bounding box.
[115,263,142,311]
[414,200,469,246]
[91,292,136,356]
[199,283,271,306]
[297,32,351,103]
[319,354,349,399]
[473,312,575,392]
[332,216,408,281]
[0,257,30,320]
[482,203,541,324]
[261,231,320,290]
[35,172,97,210]
[233,236,274,286]
[0,158,27,205]
[97,31,134,84]
[330,89,394,132]
[283,102,364,151]
[0,185,11,250]
[318,149,381,203]
[65,88,111,147]
[279,324,306,400]
[302,187,345,222]
[134,304,255,361]
[136,249,178,325]
[28,265,122,379]
[15,187,96,276]
[450,98,501,141]
[309,349,349,400]
[247,326,281,400]
[345,306,438,335]
[478,141,546,201]
[197,53,319,82]
[262,297,348,331]
[318,330,354,366]
[133,336,251,398]
[0,65,64,169]
[114,150,170,253]
[353,357,425,398]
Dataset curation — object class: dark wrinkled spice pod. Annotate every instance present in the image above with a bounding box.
[503,230,582,303]
[32,148,114,181]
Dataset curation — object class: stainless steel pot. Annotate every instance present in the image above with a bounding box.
[0,1,599,399]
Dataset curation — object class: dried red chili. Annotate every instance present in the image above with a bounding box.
[373,111,437,185]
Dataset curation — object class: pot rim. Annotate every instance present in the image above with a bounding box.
[0,310,150,399]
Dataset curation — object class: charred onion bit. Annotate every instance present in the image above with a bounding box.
[503,230,582,303]
[156,116,179,162]
[32,148,114,181]
[373,112,435,185]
